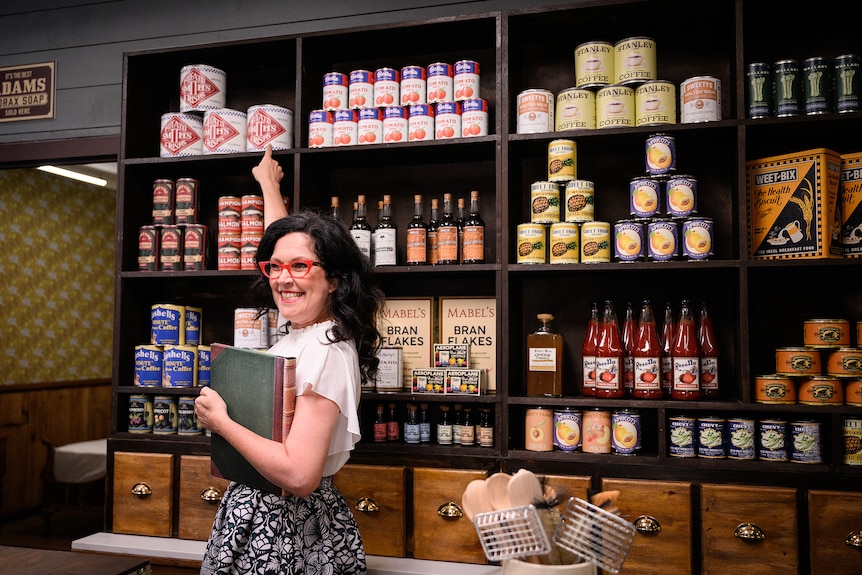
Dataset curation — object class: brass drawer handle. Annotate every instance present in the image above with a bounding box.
[355,497,379,513]
[633,515,661,533]
[437,501,463,518]
[200,487,222,503]
[734,522,765,541]
[131,482,152,498]
[846,530,862,549]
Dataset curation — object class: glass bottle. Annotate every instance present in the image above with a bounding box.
[671,300,702,400]
[373,194,397,266]
[419,403,431,443]
[456,196,467,263]
[632,300,663,399]
[478,408,494,447]
[330,196,340,221]
[460,407,475,446]
[699,302,720,399]
[437,405,453,445]
[452,404,463,444]
[386,402,401,441]
[406,194,428,265]
[594,300,625,398]
[349,194,372,260]
[404,403,420,444]
[373,403,386,443]
[436,193,459,264]
[660,302,675,398]
[581,302,600,397]
[526,313,564,397]
[462,190,485,264]
[427,198,440,265]
[622,302,636,396]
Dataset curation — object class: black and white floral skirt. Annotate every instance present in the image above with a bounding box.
[200,477,367,575]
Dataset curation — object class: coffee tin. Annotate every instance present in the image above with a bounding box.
[665,175,697,217]
[152,179,174,225]
[427,62,454,104]
[549,222,579,264]
[754,374,797,404]
[159,112,204,157]
[681,76,721,123]
[358,107,384,145]
[772,59,801,117]
[746,62,772,118]
[408,104,434,142]
[516,223,546,264]
[383,105,408,143]
[803,57,832,115]
[348,69,374,109]
[400,65,427,105]
[128,394,154,433]
[647,217,679,261]
[531,181,561,223]
[174,178,199,224]
[454,60,480,101]
[833,54,860,113]
[434,101,461,140]
[580,221,611,263]
[134,345,163,387]
[138,226,159,271]
[179,64,226,112]
[564,180,595,222]
[517,89,554,134]
[461,98,489,137]
[374,67,400,106]
[798,376,844,405]
[333,108,358,146]
[596,84,634,129]
[843,416,862,465]
[611,409,641,455]
[668,415,696,458]
[525,407,554,451]
[758,419,787,461]
[246,104,294,151]
[197,345,211,387]
[775,347,821,376]
[548,139,577,182]
[184,307,202,347]
[826,348,862,377]
[681,216,713,260]
[635,80,676,126]
[322,71,348,110]
[574,41,614,88]
[553,408,582,451]
[614,219,645,262]
[629,176,661,218]
[555,87,596,131]
[727,418,756,460]
[159,225,183,272]
[162,344,197,387]
[151,304,185,346]
[203,108,247,154]
[790,420,822,463]
[152,395,178,435]
[847,380,862,406]
[803,318,851,348]
[697,417,726,459]
[645,133,676,175]
[582,409,612,454]
[614,36,656,85]
[178,396,202,435]
[308,109,334,148]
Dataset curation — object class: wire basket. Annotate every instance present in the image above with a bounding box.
[552,497,637,574]
[473,504,551,562]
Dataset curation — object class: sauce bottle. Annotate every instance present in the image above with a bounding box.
[437,405,453,445]
[622,302,636,396]
[427,198,440,265]
[436,193,459,265]
[462,190,485,264]
[660,302,675,398]
[373,403,387,443]
[419,403,432,443]
[478,408,494,447]
[632,300,663,399]
[581,302,600,396]
[404,403,420,444]
[460,406,475,446]
[527,313,564,397]
[386,402,401,441]
[671,300,702,400]
[452,404,463,444]
[595,300,625,398]
[698,302,720,399]
[406,194,428,265]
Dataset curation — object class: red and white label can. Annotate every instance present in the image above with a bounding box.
[159,113,203,157]
[203,108,247,154]
[358,107,384,145]
[240,231,262,271]
[179,64,226,112]
[183,224,208,271]
[217,196,242,235]
[348,69,374,109]
[322,72,349,111]
[435,101,461,140]
[217,233,241,271]
[152,179,174,225]
[333,109,358,146]
[374,68,400,107]
[174,178,199,224]
[427,62,454,104]
[159,225,183,272]
[246,104,294,151]
[308,109,333,148]
[461,99,489,137]
[241,195,264,233]
[383,106,408,143]
[400,65,426,105]
[408,104,435,142]
[454,60,480,101]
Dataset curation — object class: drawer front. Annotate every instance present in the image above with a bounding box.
[178,455,231,541]
[412,467,487,564]
[701,483,798,575]
[112,451,174,537]
[601,478,692,575]
[542,474,592,565]
[808,490,862,575]
[333,464,407,557]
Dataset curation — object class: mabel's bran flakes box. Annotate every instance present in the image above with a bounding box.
[747,148,841,259]
[839,152,862,257]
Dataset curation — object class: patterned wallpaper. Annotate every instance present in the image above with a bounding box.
[0,169,115,385]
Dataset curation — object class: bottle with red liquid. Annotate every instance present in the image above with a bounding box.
[632,300,663,399]
[621,302,636,396]
[595,300,625,398]
[581,302,600,396]
[671,300,702,400]
[699,302,720,399]
[660,302,675,398]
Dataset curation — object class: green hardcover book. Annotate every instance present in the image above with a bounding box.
[209,343,296,494]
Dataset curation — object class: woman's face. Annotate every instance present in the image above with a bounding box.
[267,232,337,329]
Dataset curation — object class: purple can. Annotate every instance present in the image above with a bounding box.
[665,175,697,217]
[614,219,645,262]
[669,415,696,457]
[645,133,676,175]
[553,408,582,451]
[727,418,756,460]
[630,176,661,217]
[612,410,641,455]
[647,217,679,261]
[758,419,788,461]
[681,216,713,260]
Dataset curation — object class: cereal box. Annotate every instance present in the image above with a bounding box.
[438,296,497,391]
[434,343,469,368]
[445,368,485,395]
[378,297,434,384]
[411,368,446,393]
[747,148,841,259]
[839,152,862,258]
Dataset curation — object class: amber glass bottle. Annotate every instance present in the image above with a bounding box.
[671,300,702,400]
[406,194,428,266]
[632,300,663,399]
[527,313,564,397]
[373,404,386,443]
[595,300,625,398]
[436,193,459,264]
[427,198,440,265]
[462,190,485,264]
[581,302,600,396]
[698,302,720,399]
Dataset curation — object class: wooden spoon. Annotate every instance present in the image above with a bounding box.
[462,478,494,521]
[485,472,513,510]
[507,469,544,507]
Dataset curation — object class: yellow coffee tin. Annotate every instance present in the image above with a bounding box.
[574,41,614,88]
[517,223,547,264]
[635,80,677,126]
[549,222,579,264]
[596,84,634,129]
[580,221,611,263]
[614,36,656,85]
[555,87,596,131]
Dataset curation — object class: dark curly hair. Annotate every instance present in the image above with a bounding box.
[251,210,385,385]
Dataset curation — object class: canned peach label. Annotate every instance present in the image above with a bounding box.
[582,409,612,453]
[461,99,489,137]
[574,41,614,88]
[555,88,596,131]
[517,89,554,134]
[646,133,676,175]
[373,67,400,107]
[308,109,333,148]
[454,60,480,101]
[681,76,721,123]
[647,218,678,261]
[322,72,348,110]
[516,223,546,264]
[159,113,203,157]
[666,175,698,217]
[408,104,434,141]
[565,180,595,222]
[549,222,579,264]
[434,101,461,140]
[383,106,408,143]
[614,36,656,85]
[426,62,454,104]
[635,80,676,126]
[682,217,713,260]
[630,176,660,218]
[358,107,384,145]
[179,64,226,112]
[525,408,554,451]
[614,220,645,262]
[400,65,426,105]
[581,221,611,263]
[530,181,561,223]
[333,108,358,146]
[348,69,374,109]
[596,84,634,128]
[203,108,247,154]
[246,104,294,151]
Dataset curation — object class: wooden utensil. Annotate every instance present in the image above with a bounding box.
[462,478,494,521]
[485,472,513,510]
[507,469,544,507]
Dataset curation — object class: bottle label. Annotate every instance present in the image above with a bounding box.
[373,422,387,442]
[583,356,596,388]
[460,425,475,445]
[373,229,397,265]
[437,225,458,262]
[419,422,431,442]
[351,229,371,258]
[404,422,420,443]
[452,423,462,444]
[529,346,557,371]
[386,421,400,441]
[463,225,484,261]
[406,228,427,263]
[672,357,700,390]
[633,356,661,390]
[701,357,719,390]
[478,426,494,447]
[437,424,453,444]
[595,356,621,389]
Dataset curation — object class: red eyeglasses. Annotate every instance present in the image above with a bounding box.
[258,260,322,279]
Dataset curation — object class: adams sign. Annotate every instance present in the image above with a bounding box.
[1,62,55,122]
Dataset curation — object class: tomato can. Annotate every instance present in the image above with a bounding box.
[798,376,844,405]
[548,139,577,182]
[197,345,211,387]
[530,181,561,223]
[773,59,801,117]
[666,175,697,217]
[843,416,862,465]
[348,69,374,109]
[681,76,721,123]
[746,62,772,118]
[159,225,183,272]
[246,104,294,151]
[134,345,163,387]
[596,84,634,128]
[128,395,154,433]
[553,408,582,451]
[216,232,241,271]
[629,176,661,218]
[574,41,614,88]
[162,344,197,387]
[178,396,202,435]
[333,108,358,147]
[461,98,489,137]
[645,133,676,175]
[582,409,612,454]
[179,64,226,112]
[153,395,178,434]
[635,80,676,126]
[383,105,408,143]
[434,101,461,140]
[525,407,554,451]
[614,219,645,262]
[668,415,696,458]
[581,221,611,263]
[754,374,797,404]
[564,180,595,222]
[408,104,435,142]
[647,217,679,261]
[758,419,787,461]
[203,108,247,155]
[308,109,334,148]
[790,420,822,463]
[555,87,596,131]
[373,67,400,107]
[549,222,579,264]
[803,57,832,115]
[516,223,546,264]
[834,54,861,113]
[174,178,199,224]
[182,224,208,271]
[454,60,480,101]
[681,216,713,260]
[138,225,159,271]
[612,409,641,455]
[517,89,554,134]
[804,318,851,348]
[427,62,454,104]
[322,71,348,111]
[358,107,384,145]
[151,304,185,345]
[826,348,862,377]
[400,65,426,105]
[159,112,203,157]
[727,418,756,460]
[775,347,822,377]
[697,417,726,459]
[152,179,174,225]
[847,380,862,406]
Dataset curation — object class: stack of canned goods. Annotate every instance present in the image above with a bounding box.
[525,406,642,456]
[139,178,208,272]
[746,54,860,118]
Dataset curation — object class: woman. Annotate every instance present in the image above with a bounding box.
[196,146,384,575]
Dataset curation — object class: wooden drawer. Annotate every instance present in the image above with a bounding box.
[701,483,798,575]
[333,464,407,557]
[412,467,487,564]
[112,451,174,537]
[178,455,231,541]
[601,478,692,575]
[808,490,862,575]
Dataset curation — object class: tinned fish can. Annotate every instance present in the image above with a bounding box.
[152,179,174,225]
[555,87,596,131]
[834,54,861,113]
[516,223,546,264]
[434,101,461,140]
[138,226,159,271]
[161,345,197,388]
[553,408,582,451]
[549,222,579,264]
[803,57,832,115]
[461,99,489,137]
[234,307,269,349]
[152,395,178,435]
[530,181,561,223]
[727,418,756,460]
[159,225,183,272]
[322,71,348,110]
[827,348,862,378]
[128,395,154,434]
[580,221,611,263]
[216,232,241,271]
[548,139,577,182]
[454,60,480,101]
[184,306,202,347]
[772,59,801,117]
[246,104,294,151]
[846,380,862,406]
[804,318,851,348]
[408,104,435,142]
[160,112,204,157]
[178,396,201,435]
[582,409,612,454]
[134,345,163,387]
[525,407,554,451]
[844,416,862,465]
[174,178,199,225]
[758,419,788,461]
[614,36,656,85]
[333,108,358,146]
[517,89,554,134]
[681,216,713,260]
[611,410,641,455]
[645,133,676,175]
[614,219,645,262]
[697,417,726,459]
[798,376,844,405]
[790,420,822,463]
[241,195,265,233]
[358,107,384,145]
[151,304,185,346]
[179,64,226,112]
[668,415,696,458]
[775,347,822,377]
[754,374,797,404]
[596,84,634,129]
[746,62,772,118]
[240,231,262,270]
[647,217,679,261]
[400,65,427,105]
[348,69,374,109]
[629,176,661,218]
[574,41,614,88]
[635,80,676,126]
[383,105,408,143]
[565,180,595,222]
[308,109,334,148]
[373,67,400,107]
[427,62,454,104]
[203,108,247,154]
[197,345,211,387]
[681,76,721,123]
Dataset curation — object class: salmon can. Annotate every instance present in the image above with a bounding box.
[184,306,202,347]
[612,410,641,455]
[427,62,454,104]
[322,71,348,111]
[516,223,546,264]
[134,345,163,387]
[333,108,358,146]
[647,217,679,261]
[151,304,185,346]
[844,416,862,464]
[555,87,596,131]
[241,195,265,233]
[697,417,726,459]
[179,64,226,112]
[217,195,242,234]
[582,409,612,454]
[138,225,160,271]
[754,374,797,404]
[152,179,174,225]
[400,65,427,105]
[548,139,577,183]
[804,318,851,348]
[798,376,844,404]
[790,420,822,463]
[454,60,480,101]
[629,176,661,218]
[681,76,721,123]
[549,222,579,264]
[408,104,435,142]
[553,408,582,451]
[434,101,461,140]
[525,407,554,451]
[574,41,614,88]
[596,84,634,128]
[668,415,696,457]
[645,133,676,175]
[182,224,208,271]
[727,418,756,460]
[159,112,203,157]
[681,216,713,260]
[666,175,697,217]
[461,99,489,137]
[348,69,374,109]
[178,396,201,435]
[234,307,269,349]
[517,89,554,134]
[530,181,561,223]
[162,345,197,387]
[152,395,178,435]
[203,108,247,154]
[197,345,211,387]
[775,347,822,376]
[614,36,656,85]
[635,80,676,126]
[174,178,199,224]
[240,231,262,270]
[614,219,645,262]
[827,348,862,377]
[358,107,384,145]
[308,109,334,148]
[128,395,154,433]
[565,180,595,222]
[159,225,183,272]
[373,67,400,107]
[581,221,611,263]
[216,232,241,270]
[847,380,862,406]
[383,105,408,143]
[246,104,294,151]
[758,419,787,461]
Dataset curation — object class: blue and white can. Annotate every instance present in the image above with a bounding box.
[630,176,661,218]
[348,69,374,109]
[454,60,480,101]
[184,307,202,347]
[197,345,211,387]
[408,104,435,142]
[645,133,676,175]
[727,418,756,460]
[682,216,713,260]
[400,65,427,105]
[665,175,697,217]
[461,99,489,137]
[308,109,333,148]
[669,415,696,457]
[322,71,348,111]
[134,345,163,387]
[383,106,408,143]
[162,345,197,388]
[435,101,461,140]
[612,410,641,455]
[614,219,645,262]
[647,218,679,261]
[790,420,822,463]
[697,417,726,458]
[374,67,400,107]
[151,304,185,345]
[758,419,788,461]
[553,408,582,451]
